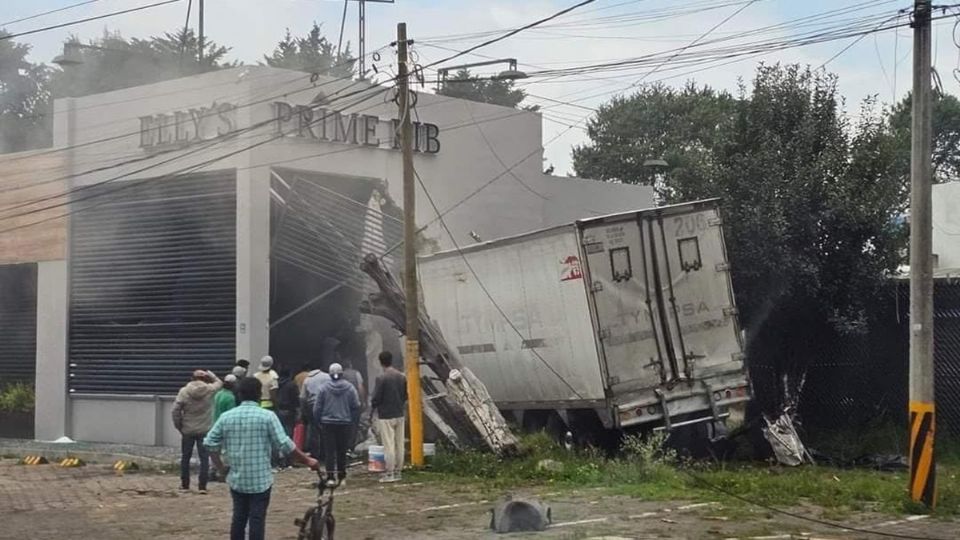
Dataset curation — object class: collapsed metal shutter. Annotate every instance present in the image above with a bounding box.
[0,264,37,383]
[69,172,236,395]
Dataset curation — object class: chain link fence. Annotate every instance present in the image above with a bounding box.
[747,280,960,438]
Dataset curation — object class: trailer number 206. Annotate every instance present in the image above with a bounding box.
[674,214,708,236]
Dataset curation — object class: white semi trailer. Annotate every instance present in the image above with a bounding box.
[418,199,750,435]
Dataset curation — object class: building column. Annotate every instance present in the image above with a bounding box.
[236,167,271,365]
[34,260,68,441]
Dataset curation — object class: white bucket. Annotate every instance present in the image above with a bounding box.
[368,445,386,472]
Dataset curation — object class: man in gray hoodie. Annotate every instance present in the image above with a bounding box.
[172,369,222,493]
[313,363,360,486]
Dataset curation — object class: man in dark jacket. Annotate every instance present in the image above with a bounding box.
[313,362,360,486]
[275,368,300,469]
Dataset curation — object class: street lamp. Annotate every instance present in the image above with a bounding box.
[643,158,669,206]
[436,58,528,91]
[52,42,129,68]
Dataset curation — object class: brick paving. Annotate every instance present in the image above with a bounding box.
[1,458,958,539]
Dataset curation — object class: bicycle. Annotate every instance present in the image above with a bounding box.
[295,470,340,540]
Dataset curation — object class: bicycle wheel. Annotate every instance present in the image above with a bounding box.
[295,507,318,540]
[312,507,335,540]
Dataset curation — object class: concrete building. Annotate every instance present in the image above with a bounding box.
[0,67,653,446]
[934,182,960,273]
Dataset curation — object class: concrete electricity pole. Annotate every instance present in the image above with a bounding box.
[397,22,424,468]
[909,0,936,509]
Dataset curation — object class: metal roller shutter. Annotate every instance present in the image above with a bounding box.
[69,172,236,395]
[0,264,38,384]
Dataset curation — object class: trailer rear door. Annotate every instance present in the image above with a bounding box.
[643,202,743,380]
[579,218,671,393]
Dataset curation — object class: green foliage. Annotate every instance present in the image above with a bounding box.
[888,92,960,183]
[424,433,960,517]
[50,29,236,99]
[262,23,354,78]
[0,382,35,413]
[0,31,52,152]
[436,68,528,109]
[572,65,912,412]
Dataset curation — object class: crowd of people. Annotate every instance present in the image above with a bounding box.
[170,352,408,540]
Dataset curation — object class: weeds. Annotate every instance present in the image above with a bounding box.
[424,431,960,517]
[0,383,35,413]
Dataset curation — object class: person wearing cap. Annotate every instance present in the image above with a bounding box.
[234,359,250,378]
[253,356,279,409]
[300,362,331,459]
[172,369,222,493]
[313,363,360,486]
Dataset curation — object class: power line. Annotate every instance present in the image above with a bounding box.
[0,0,184,41]
[0,71,380,200]
[631,0,759,89]
[0,0,103,27]
[420,0,598,70]
[412,165,587,400]
[1,49,393,170]
[685,471,947,540]
[0,83,391,226]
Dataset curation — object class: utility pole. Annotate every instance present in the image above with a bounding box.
[198,0,204,65]
[359,0,366,77]
[397,22,424,468]
[909,0,936,509]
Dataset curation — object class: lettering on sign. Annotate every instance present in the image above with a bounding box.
[272,101,440,154]
[139,102,236,149]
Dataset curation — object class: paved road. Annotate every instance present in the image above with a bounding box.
[0,459,954,539]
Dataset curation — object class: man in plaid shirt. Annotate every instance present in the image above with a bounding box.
[206,377,318,540]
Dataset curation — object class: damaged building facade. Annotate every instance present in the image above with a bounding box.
[0,66,654,445]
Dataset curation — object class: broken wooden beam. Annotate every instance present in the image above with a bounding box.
[361,253,519,455]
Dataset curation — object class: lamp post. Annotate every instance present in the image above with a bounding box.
[643,158,668,206]
[436,58,528,91]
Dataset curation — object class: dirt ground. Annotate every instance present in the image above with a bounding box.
[0,459,955,539]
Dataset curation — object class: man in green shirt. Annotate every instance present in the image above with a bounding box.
[214,374,238,423]
[206,377,318,540]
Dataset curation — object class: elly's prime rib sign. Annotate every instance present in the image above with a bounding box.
[271,101,440,154]
[138,101,440,154]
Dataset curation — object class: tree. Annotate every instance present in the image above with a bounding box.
[436,68,529,108]
[572,82,736,186]
[50,29,235,99]
[888,92,960,183]
[263,23,354,78]
[0,32,52,152]
[572,64,907,413]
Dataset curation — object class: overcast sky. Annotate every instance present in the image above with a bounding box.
[4,0,958,175]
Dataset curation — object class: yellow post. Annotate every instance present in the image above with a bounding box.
[397,22,424,467]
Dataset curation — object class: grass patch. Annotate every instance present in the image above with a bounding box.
[417,431,960,518]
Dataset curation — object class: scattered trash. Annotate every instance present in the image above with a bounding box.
[762,410,812,466]
[660,518,678,524]
[807,450,908,472]
[490,496,551,533]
